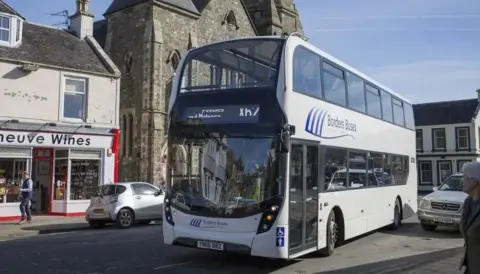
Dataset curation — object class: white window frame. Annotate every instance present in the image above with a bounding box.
[419,161,432,185]
[433,128,446,150]
[0,13,23,47]
[456,127,469,150]
[0,15,11,43]
[60,76,88,122]
[15,18,21,42]
[438,161,452,184]
[416,129,423,151]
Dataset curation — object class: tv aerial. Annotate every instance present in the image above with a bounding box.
[48,10,69,27]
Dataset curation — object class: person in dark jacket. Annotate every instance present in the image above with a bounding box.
[459,162,480,274]
[18,171,33,224]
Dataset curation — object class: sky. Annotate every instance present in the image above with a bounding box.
[6,0,480,104]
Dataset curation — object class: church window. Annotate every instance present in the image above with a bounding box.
[222,10,239,30]
[168,50,181,70]
[123,50,133,75]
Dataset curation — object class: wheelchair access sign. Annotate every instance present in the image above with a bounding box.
[276,227,285,247]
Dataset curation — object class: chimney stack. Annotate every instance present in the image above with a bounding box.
[477,88,480,102]
[69,0,94,39]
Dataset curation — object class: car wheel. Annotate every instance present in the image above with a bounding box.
[116,209,134,229]
[318,210,337,257]
[89,221,106,229]
[421,223,437,231]
[390,199,402,230]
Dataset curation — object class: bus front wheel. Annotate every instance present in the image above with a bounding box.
[318,210,337,257]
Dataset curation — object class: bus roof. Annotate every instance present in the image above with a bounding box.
[186,35,410,104]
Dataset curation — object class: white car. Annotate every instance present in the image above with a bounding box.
[418,173,467,231]
[85,182,165,229]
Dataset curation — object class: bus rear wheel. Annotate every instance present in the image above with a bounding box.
[318,210,337,257]
[390,199,402,230]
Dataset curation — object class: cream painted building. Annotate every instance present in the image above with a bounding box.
[414,94,480,192]
[0,1,120,220]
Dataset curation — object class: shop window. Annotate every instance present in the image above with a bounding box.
[0,158,28,203]
[55,149,69,158]
[70,158,100,200]
[53,159,68,200]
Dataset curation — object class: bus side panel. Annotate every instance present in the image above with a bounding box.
[283,38,418,243]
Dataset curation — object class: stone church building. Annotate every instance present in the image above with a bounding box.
[93,0,304,184]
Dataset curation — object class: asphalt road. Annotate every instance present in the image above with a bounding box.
[0,216,463,274]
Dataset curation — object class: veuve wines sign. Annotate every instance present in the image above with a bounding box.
[0,130,113,149]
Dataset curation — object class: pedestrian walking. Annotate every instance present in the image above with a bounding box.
[17,171,33,224]
[459,162,480,274]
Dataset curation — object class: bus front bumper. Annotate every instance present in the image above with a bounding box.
[172,237,252,254]
[163,223,287,258]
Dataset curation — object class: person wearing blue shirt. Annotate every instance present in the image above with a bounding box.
[18,171,33,224]
[459,162,480,274]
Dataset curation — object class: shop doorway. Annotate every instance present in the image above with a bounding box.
[32,148,53,215]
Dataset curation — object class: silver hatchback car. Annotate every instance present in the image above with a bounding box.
[85,182,165,229]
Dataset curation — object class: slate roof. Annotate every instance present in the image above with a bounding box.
[93,19,108,49]
[104,0,199,15]
[191,0,210,12]
[413,99,479,126]
[0,0,24,19]
[0,22,112,75]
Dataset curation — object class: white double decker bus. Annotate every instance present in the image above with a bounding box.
[163,33,417,259]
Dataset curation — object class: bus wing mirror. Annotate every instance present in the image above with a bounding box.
[276,132,290,153]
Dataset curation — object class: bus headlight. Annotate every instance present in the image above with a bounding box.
[164,194,175,226]
[419,199,431,210]
[257,204,280,234]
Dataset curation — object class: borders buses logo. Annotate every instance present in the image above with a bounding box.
[189,219,228,228]
[305,107,356,139]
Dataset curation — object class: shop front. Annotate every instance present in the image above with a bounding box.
[0,129,119,221]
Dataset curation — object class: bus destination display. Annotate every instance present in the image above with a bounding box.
[181,105,260,124]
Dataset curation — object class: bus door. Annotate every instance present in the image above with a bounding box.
[288,142,319,255]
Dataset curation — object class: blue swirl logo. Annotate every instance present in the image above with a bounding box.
[305,107,355,139]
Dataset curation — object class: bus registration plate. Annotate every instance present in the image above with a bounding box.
[433,217,453,224]
[197,241,224,251]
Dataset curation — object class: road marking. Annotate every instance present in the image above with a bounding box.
[154,262,192,270]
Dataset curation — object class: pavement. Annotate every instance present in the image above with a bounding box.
[0,216,89,241]
[0,213,465,274]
